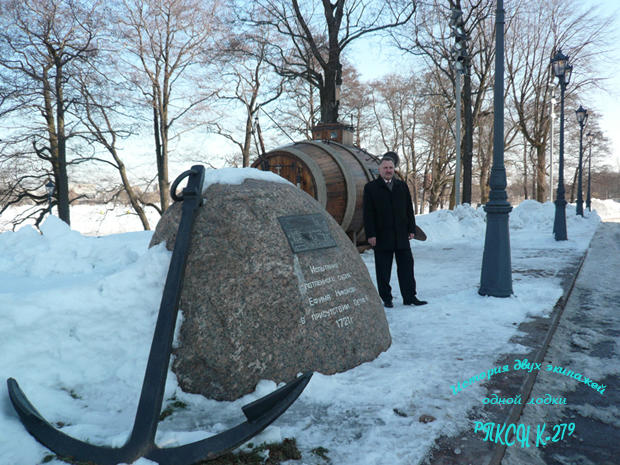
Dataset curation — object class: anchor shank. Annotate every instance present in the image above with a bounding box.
[128,167,205,449]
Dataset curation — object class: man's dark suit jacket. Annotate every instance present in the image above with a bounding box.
[363,177,416,252]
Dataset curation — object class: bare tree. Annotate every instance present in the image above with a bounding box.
[474,109,493,203]
[418,72,456,212]
[505,0,613,203]
[239,0,416,125]
[338,65,374,147]
[368,69,456,212]
[368,73,426,210]
[77,66,153,229]
[591,167,620,200]
[209,31,286,167]
[0,0,103,225]
[394,0,496,205]
[117,0,220,212]
[269,48,323,142]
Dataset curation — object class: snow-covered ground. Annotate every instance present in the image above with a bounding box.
[1,185,619,465]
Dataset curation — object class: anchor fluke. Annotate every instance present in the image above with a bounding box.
[242,372,311,423]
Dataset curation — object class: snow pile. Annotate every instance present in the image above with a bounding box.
[0,221,173,463]
[0,216,154,277]
[510,199,556,231]
[415,203,486,243]
[511,200,602,232]
[590,198,620,221]
[416,199,603,245]
[0,195,605,465]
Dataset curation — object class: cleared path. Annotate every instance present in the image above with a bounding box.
[503,221,620,465]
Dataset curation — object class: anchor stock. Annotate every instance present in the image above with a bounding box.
[7,165,312,465]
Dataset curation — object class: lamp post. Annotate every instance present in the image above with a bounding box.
[450,7,466,207]
[586,131,593,211]
[479,0,512,297]
[46,180,55,215]
[575,105,588,216]
[550,50,572,240]
[549,89,556,203]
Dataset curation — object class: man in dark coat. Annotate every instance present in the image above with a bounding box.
[363,153,427,308]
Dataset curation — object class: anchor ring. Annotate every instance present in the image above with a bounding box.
[170,169,195,202]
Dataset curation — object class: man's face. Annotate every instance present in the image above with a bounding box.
[379,160,395,181]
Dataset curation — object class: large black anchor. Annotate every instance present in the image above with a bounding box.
[7,165,312,465]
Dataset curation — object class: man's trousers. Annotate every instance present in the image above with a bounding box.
[374,248,417,304]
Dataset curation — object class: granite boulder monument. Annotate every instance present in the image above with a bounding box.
[150,169,391,401]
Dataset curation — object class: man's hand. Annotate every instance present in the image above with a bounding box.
[368,237,376,247]
[408,233,415,240]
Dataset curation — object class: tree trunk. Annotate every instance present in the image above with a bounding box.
[569,166,578,203]
[158,140,170,211]
[479,165,490,205]
[410,177,419,215]
[319,60,340,123]
[523,140,528,200]
[243,87,260,167]
[56,131,70,224]
[461,71,473,204]
[448,179,455,209]
[41,69,61,220]
[478,123,492,205]
[152,88,169,212]
[535,144,546,201]
[159,87,170,211]
[52,61,70,224]
[118,156,150,230]
[428,159,443,212]
[242,111,253,167]
[420,167,430,213]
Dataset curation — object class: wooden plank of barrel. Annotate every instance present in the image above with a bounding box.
[251,140,381,243]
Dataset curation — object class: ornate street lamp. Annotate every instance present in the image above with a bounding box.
[586,131,593,211]
[575,106,588,216]
[550,50,572,240]
[46,180,55,215]
[479,0,512,297]
[549,88,557,203]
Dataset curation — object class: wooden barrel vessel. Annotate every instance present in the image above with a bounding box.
[251,140,381,244]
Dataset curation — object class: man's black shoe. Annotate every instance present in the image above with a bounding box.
[383,301,394,308]
[405,297,427,306]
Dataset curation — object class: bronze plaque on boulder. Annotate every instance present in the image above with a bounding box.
[278,213,337,253]
[150,177,391,401]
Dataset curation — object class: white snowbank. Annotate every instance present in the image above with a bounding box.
[0,195,615,465]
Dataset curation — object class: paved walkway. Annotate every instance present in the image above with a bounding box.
[424,220,620,465]
[502,220,620,465]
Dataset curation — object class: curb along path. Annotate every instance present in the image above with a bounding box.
[501,221,620,465]
[422,225,598,465]
[485,228,592,465]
